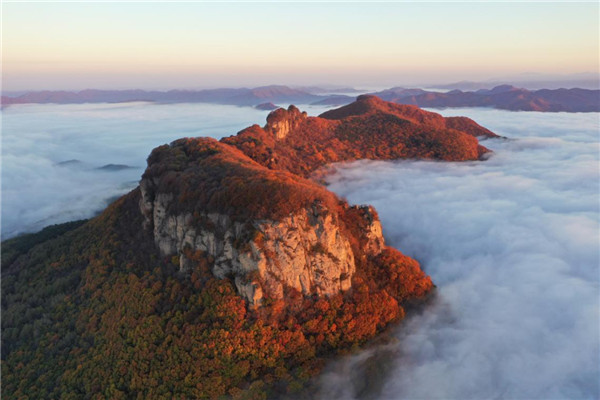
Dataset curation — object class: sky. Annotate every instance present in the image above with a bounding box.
[2,2,599,90]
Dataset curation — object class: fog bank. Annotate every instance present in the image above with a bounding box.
[1,102,333,239]
[2,102,598,398]
[320,109,599,399]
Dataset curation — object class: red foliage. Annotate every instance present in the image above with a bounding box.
[223,95,494,178]
[143,138,340,221]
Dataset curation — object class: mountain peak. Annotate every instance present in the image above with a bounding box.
[255,102,278,110]
[318,94,389,119]
[264,105,308,139]
[489,84,520,93]
[356,94,381,102]
[3,97,501,399]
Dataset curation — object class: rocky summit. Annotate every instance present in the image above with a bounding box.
[139,138,387,306]
[138,96,496,307]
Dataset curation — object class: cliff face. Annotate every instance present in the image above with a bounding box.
[264,105,308,139]
[139,138,387,306]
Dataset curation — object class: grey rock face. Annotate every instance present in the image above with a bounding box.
[264,105,308,140]
[139,179,385,306]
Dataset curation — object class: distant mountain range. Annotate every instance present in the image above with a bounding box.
[318,85,600,112]
[2,84,598,112]
[371,85,600,112]
[430,73,599,91]
[0,85,324,107]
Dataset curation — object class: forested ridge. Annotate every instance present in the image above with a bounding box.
[2,189,430,399]
[2,96,498,399]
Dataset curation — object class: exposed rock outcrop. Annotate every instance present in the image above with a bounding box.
[139,137,394,306]
[140,170,388,306]
[264,105,308,139]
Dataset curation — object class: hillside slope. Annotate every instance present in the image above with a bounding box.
[2,97,497,399]
[223,95,495,178]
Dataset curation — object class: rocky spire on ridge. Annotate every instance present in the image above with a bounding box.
[264,105,307,139]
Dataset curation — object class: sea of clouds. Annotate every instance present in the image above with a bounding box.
[2,102,598,399]
[0,101,332,238]
[319,108,599,399]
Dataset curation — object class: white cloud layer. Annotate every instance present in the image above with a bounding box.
[319,109,599,399]
[1,102,333,238]
[2,103,598,399]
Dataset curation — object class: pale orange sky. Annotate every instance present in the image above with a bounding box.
[2,2,599,90]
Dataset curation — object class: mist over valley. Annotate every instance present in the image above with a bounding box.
[1,102,334,238]
[320,108,599,399]
[2,101,598,398]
